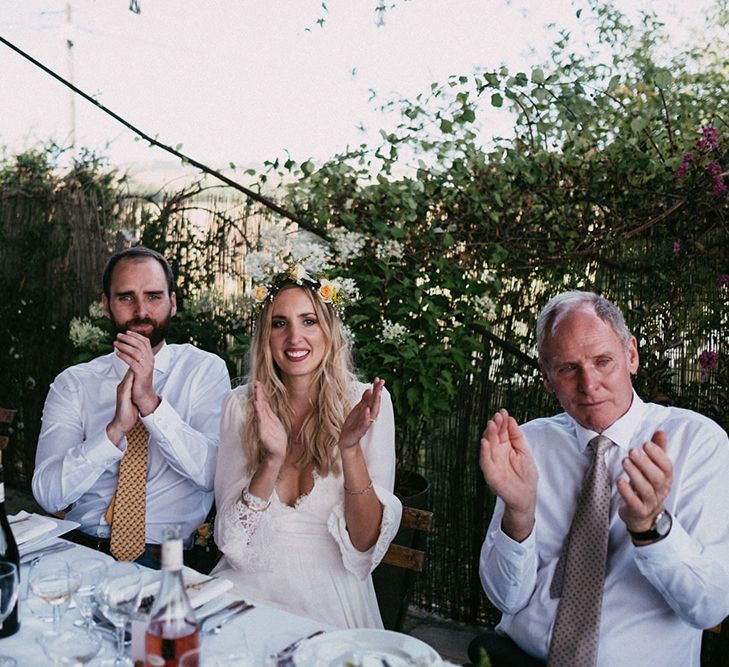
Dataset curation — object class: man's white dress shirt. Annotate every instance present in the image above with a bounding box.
[480,392,729,667]
[32,343,231,545]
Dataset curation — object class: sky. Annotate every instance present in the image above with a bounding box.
[0,0,711,181]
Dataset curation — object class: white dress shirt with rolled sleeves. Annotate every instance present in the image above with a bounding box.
[32,343,231,545]
[479,392,729,667]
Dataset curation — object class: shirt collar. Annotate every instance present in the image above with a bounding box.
[110,341,170,377]
[571,389,646,453]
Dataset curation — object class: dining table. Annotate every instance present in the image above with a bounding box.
[6,528,333,665]
[5,513,446,666]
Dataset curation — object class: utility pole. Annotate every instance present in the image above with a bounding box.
[65,2,76,152]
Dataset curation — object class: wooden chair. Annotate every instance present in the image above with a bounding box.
[374,506,434,631]
[0,407,17,452]
[381,506,434,572]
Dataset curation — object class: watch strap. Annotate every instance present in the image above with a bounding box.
[627,510,672,541]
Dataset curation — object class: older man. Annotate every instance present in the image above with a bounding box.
[33,247,231,569]
[473,290,729,667]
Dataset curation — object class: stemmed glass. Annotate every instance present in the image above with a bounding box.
[28,556,81,634]
[0,561,19,667]
[38,628,103,666]
[70,556,108,635]
[96,562,143,667]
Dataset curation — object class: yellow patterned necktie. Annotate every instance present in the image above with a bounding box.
[107,420,149,561]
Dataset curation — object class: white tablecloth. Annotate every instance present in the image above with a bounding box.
[5,538,333,665]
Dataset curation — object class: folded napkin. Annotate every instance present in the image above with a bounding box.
[9,511,57,546]
[139,570,233,613]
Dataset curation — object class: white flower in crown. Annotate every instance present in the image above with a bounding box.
[289,264,310,283]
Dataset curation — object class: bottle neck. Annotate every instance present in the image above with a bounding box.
[161,538,184,571]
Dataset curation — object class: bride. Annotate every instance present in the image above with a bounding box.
[212,266,402,628]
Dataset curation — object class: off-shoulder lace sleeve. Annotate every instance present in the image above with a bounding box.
[327,386,403,580]
[213,388,275,572]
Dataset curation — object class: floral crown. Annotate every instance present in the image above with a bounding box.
[249,263,358,319]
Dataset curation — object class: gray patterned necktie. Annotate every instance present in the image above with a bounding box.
[548,435,612,667]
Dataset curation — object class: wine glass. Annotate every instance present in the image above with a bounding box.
[70,556,108,635]
[0,562,19,667]
[95,562,143,667]
[38,627,102,666]
[28,556,81,634]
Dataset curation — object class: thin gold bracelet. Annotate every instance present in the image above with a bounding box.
[344,480,373,496]
[241,491,271,512]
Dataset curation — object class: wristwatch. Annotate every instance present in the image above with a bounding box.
[627,510,672,541]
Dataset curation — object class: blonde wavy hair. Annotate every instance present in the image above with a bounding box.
[241,284,358,476]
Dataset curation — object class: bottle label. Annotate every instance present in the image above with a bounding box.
[161,538,184,570]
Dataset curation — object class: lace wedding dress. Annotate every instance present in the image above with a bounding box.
[212,383,402,629]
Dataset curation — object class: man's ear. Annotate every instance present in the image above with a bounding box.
[627,336,639,374]
[101,294,111,320]
[170,292,178,318]
[540,363,553,393]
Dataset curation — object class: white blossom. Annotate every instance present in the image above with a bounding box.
[289,239,331,273]
[379,319,409,343]
[245,250,278,282]
[375,239,405,262]
[335,277,360,300]
[187,286,226,315]
[69,318,107,350]
[472,293,497,320]
[88,301,104,319]
[330,228,367,264]
[260,223,289,256]
[341,322,356,345]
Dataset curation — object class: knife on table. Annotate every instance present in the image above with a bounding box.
[19,541,75,564]
[199,599,254,632]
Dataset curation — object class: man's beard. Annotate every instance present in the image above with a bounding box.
[109,314,171,349]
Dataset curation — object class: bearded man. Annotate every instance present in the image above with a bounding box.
[33,247,231,569]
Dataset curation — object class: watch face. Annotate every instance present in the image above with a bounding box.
[655,511,672,536]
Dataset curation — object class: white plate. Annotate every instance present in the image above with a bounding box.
[294,629,442,667]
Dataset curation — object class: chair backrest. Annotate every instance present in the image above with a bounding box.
[0,408,17,459]
[381,506,434,572]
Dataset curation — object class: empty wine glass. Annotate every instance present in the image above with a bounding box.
[28,556,81,634]
[0,561,19,667]
[70,556,107,635]
[38,627,102,666]
[96,562,143,667]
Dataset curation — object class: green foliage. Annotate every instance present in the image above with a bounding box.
[256,1,728,464]
[1,0,727,630]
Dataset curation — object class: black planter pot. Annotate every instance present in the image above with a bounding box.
[372,470,431,631]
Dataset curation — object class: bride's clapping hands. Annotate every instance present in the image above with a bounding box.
[253,381,288,462]
[338,377,385,451]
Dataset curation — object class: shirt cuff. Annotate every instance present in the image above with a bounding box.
[494,522,536,556]
[140,396,176,441]
[632,517,698,569]
[83,432,124,467]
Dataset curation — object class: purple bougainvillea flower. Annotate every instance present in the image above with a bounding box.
[699,350,719,371]
[675,151,694,180]
[695,126,720,153]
